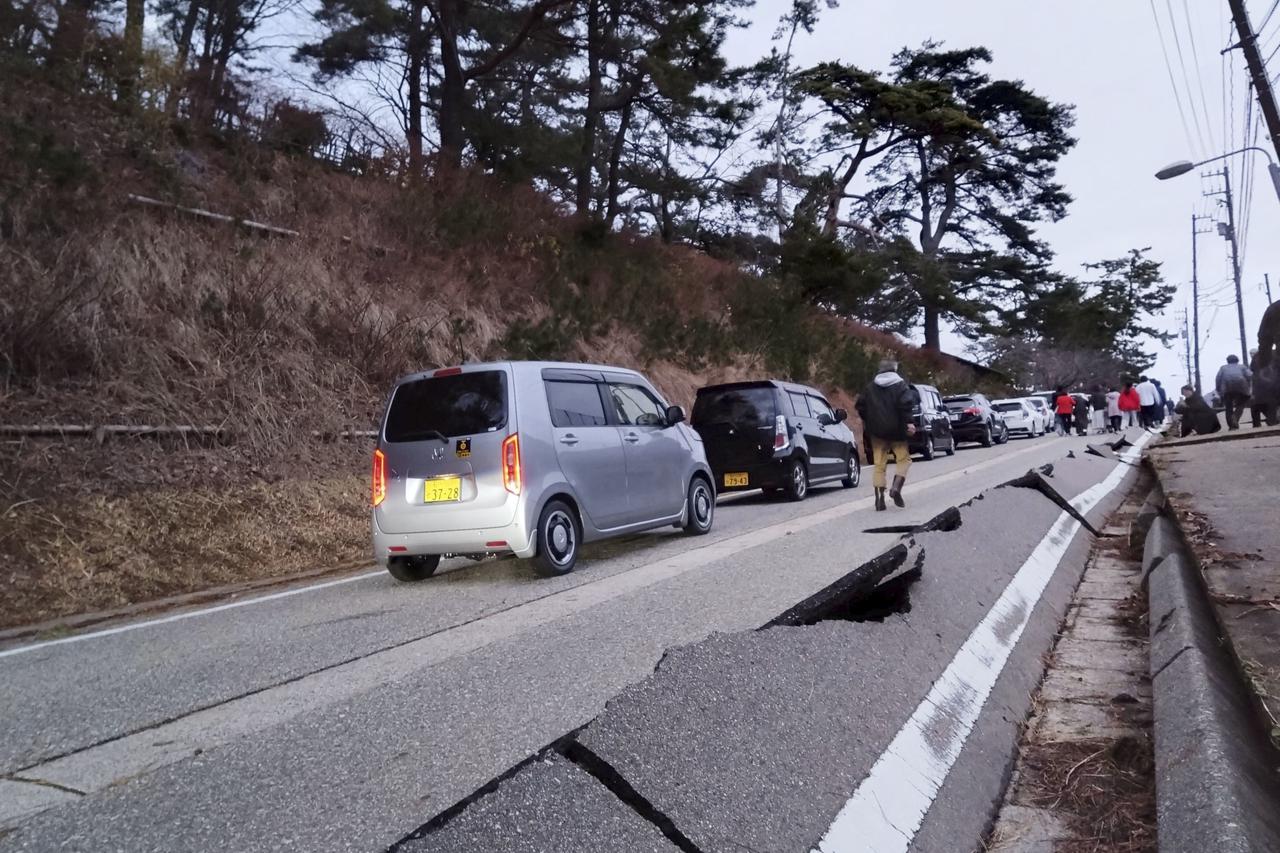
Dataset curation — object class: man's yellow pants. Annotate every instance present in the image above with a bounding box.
[869,436,911,489]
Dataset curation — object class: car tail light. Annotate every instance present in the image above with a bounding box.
[434,367,462,377]
[372,449,387,507]
[502,433,522,495]
[773,415,790,450]
[964,406,981,415]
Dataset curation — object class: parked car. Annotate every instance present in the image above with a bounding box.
[942,393,1010,446]
[907,383,957,460]
[692,380,860,501]
[372,362,715,581]
[1023,396,1053,436]
[992,398,1045,438]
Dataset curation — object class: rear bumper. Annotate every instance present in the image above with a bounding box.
[371,514,537,565]
[949,420,989,440]
[707,457,789,492]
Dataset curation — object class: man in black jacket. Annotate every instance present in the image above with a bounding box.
[854,359,917,511]
[1174,385,1221,437]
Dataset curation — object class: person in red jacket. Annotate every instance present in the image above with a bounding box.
[1117,381,1142,429]
[1053,387,1075,436]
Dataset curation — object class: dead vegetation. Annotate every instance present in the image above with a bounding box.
[1018,736,1156,852]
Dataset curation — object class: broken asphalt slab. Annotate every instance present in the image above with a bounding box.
[396,755,683,853]
[392,445,1146,853]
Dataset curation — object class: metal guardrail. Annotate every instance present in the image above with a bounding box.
[0,425,377,443]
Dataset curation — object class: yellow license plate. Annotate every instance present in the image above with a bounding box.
[724,472,749,488]
[424,477,462,503]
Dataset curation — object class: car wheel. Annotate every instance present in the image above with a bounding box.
[996,423,1009,444]
[387,554,440,582]
[683,477,714,535]
[980,424,993,447]
[531,499,580,577]
[784,458,808,501]
[921,435,935,461]
[841,452,861,488]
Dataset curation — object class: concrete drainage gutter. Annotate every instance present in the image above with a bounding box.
[1140,500,1280,851]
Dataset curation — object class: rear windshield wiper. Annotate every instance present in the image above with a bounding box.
[399,429,449,443]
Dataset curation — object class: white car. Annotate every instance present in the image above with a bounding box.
[1023,396,1053,436]
[993,398,1046,438]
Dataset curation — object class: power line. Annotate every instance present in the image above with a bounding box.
[1260,0,1280,33]
[1165,0,1212,153]
[1151,0,1201,156]
[1181,0,1218,151]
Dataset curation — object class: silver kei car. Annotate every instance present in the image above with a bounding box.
[371,361,715,581]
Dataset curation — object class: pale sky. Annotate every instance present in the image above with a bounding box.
[724,0,1280,390]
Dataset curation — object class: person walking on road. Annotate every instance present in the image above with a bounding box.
[1053,387,1074,436]
[855,359,917,511]
[1105,386,1122,433]
[1135,376,1160,428]
[1088,386,1107,434]
[1118,382,1141,429]
[1072,393,1090,436]
[1215,354,1253,431]
[1175,385,1221,437]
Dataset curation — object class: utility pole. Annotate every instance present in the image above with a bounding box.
[1227,0,1280,163]
[1207,165,1250,362]
[1266,272,1274,303]
[1181,309,1193,388]
[1191,213,1213,392]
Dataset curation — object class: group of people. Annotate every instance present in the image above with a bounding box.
[1176,347,1280,437]
[1052,377,1170,437]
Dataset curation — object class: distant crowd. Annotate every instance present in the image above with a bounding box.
[1050,377,1170,437]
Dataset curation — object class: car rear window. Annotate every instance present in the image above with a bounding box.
[944,397,973,411]
[994,402,1023,412]
[693,387,777,427]
[546,381,607,427]
[385,371,507,442]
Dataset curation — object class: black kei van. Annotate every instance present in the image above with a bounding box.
[692,380,861,501]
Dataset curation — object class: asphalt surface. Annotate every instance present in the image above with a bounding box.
[0,430,1146,851]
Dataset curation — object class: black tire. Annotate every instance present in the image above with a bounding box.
[531,499,580,577]
[387,554,440,582]
[784,457,809,501]
[841,451,861,488]
[920,435,935,461]
[996,423,1009,444]
[980,424,994,447]
[683,477,715,535]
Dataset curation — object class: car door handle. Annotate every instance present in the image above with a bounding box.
[560,434,579,446]
[623,432,640,443]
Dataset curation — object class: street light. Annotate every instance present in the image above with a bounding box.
[1155,146,1280,203]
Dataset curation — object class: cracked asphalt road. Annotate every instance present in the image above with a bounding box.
[0,431,1143,852]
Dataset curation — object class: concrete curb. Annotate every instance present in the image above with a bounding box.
[1139,496,1280,852]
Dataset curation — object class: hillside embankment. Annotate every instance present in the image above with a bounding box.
[0,69,989,629]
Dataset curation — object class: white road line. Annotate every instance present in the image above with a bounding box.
[0,436,1063,660]
[0,571,383,660]
[812,430,1154,853]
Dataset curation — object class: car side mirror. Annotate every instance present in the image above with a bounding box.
[665,405,686,426]
[817,412,834,426]
[834,407,848,423]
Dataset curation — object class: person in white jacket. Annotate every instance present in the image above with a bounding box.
[1135,376,1160,428]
